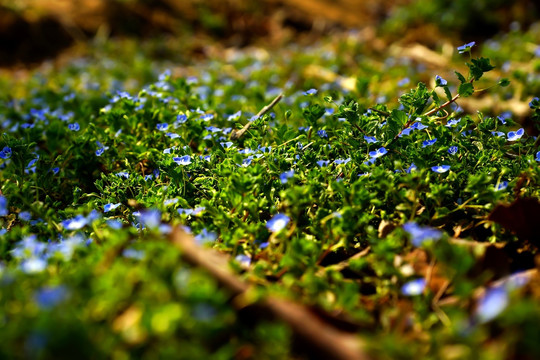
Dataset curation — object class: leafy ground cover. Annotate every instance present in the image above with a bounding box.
[1,16,540,359]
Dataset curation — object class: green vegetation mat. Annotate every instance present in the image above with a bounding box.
[1,22,540,359]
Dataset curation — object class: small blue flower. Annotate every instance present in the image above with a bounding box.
[266,213,290,232]
[137,209,161,230]
[19,211,31,221]
[173,155,192,166]
[68,123,80,131]
[156,123,169,131]
[116,171,129,179]
[34,285,69,310]
[403,222,443,247]
[397,77,410,87]
[0,195,8,216]
[235,254,251,267]
[317,129,328,138]
[431,165,450,173]
[364,136,378,143]
[369,147,388,159]
[280,170,294,184]
[241,157,253,167]
[535,151,540,162]
[95,148,106,156]
[399,127,414,137]
[401,278,426,296]
[0,146,12,159]
[317,160,330,167]
[200,114,214,121]
[107,219,123,229]
[176,114,188,124]
[495,181,508,191]
[410,121,428,130]
[104,203,121,213]
[445,119,460,127]
[422,138,437,148]
[220,142,234,149]
[166,132,180,139]
[227,111,242,121]
[457,41,476,54]
[435,75,447,87]
[406,163,417,173]
[448,146,458,155]
[334,158,351,165]
[529,97,539,109]
[303,88,317,96]
[491,131,505,137]
[61,214,88,230]
[194,228,217,245]
[20,258,47,274]
[475,286,508,323]
[507,128,524,141]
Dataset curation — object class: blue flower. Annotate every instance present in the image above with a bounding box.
[445,119,460,127]
[19,211,31,221]
[317,129,328,138]
[173,155,192,166]
[529,97,539,109]
[431,165,450,173]
[156,123,169,131]
[266,213,290,232]
[0,146,12,159]
[448,146,458,155]
[220,142,234,149]
[200,114,214,121]
[20,258,47,274]
[123,248,145,260]
[104,203,121,213]
[475,286,508,323]
[457,41,476,54]
[317,160,330,167]
[137,209,161,230]
[397,77,410,87]
[107,219,123,229]
[535,151,540,162]
[166,132,180,139]
[176,114,188,125]
[68,123,80,131]
[369,147,388,159]
[491,131,505,137]
[235,254,251,267]
[227,111,242,121]
[280,170,294,184]
[116,171,129,179]
[61,214,88,230]
[422,138,437,148]
[334,158,351,165]
[403,222,443,247]
[410,121,428,130]
[364,136,378,143]
[507,128,524,141]
[401,278,426,296]
[399,127,414,137]
[0,195,8,216]
[194,228,217,245]
[34,285,69,309]
[303,88,317,96]
[495,181,508,191]
[406,163,417,173]
[435,75,447,86]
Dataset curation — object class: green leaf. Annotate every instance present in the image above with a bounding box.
[398,82,431,114]
[498,78,510,87]
[443,86,453,102]
[467,57,495,80]
[458,83,474,97]
[455,71,467,84]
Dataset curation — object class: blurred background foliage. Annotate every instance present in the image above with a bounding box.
[1,0,538,66]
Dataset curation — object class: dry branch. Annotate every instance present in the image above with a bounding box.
[170,227,370,360]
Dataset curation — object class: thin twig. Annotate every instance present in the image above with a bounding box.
[368,108,390,117]
[230,93,284,140]
[424,93,460,117]
[170,227,370,360]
